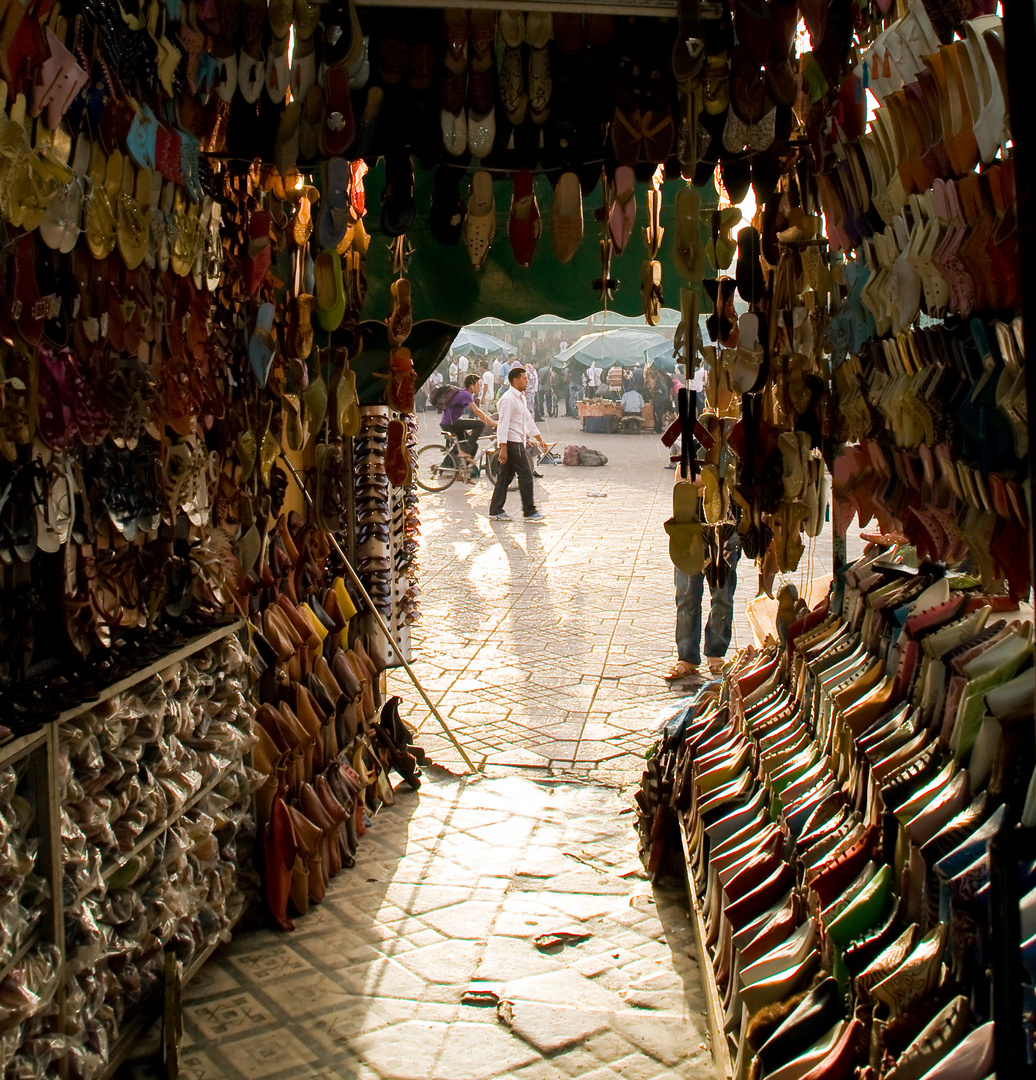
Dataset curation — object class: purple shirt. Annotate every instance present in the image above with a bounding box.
[441,390,474,426]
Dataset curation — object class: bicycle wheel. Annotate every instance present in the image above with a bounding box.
[414,444,460,491]
[485,449,500,486]
[485,450,519,491]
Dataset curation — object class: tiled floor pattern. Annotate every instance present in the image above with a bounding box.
[173,774,715,1080]
[391,413,854,780]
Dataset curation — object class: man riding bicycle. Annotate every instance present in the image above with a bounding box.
[435,374,496,462]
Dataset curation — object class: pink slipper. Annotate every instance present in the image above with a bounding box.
[608,165,636,254]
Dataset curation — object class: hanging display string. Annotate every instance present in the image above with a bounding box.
[277,451,479,774]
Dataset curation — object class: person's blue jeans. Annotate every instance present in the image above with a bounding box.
[675,533,741,664]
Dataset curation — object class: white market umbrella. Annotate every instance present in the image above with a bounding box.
[553,328,669,369]
[451,328,518,356]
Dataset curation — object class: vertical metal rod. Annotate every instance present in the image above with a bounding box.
[278,453,478,774]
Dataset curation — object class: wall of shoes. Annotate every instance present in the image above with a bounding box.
[638,0,1035,1075]
[638,558,1035,1079]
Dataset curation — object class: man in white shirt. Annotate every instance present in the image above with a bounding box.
[489,367,546,522]
[457,355,469,375]
[482,363,495,403]
[426,369,444,412]
[586,362,602,398]
[449,359,459,383]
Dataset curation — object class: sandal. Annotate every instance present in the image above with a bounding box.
[666,660,703,683]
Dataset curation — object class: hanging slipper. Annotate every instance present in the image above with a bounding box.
[673,185,703,281]
[643,181,663,256]
[244,208,272,295]
[468,8,496,73]
[611,105,642,166]
[387,277,412,344]
[608,165,636,254]
[735,226,767,304]
[641,261,663,326]
[314,249,346,331]
[303,372,328,438]
[386,347,415,412]
[593,239,618,303]
[429,165,466,246]
[551,171,583,264]
[641,104,675,164]
[443,7,467,74]
[249,302,277,386]
[281,392,310,452]
[385,418,411,486]
[508,170,541,268]
[320,62,355,157]
[528,44,551,124]
[463,169,495,270]
[664,480,705,574]
[704,206,741,270]
[334,351,360,437]
[440,69,467,156]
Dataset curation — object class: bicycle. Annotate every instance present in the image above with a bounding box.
[413,431,502,492]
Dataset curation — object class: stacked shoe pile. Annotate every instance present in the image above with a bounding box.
[251,546,425,930]
[0,634,258,1078]
[0,758,49,971]
[640,543,1034,1078]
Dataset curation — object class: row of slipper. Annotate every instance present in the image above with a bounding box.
[660,565,1033,1079]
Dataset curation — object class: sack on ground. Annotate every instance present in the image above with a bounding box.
[578,447,608,466]
[562,445,608,467]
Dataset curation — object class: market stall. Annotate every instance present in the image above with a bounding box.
[0,0,1031,1074]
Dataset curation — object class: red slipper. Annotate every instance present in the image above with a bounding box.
[507,170,541,268]
[9,233,44,347]
[385,418,411,486]
[321,61,355,157]
[245,210,272,296]
[386,347,415,413]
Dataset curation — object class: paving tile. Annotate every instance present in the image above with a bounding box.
[217,1030,318,1078]
[499,1001,611,1054]
[180,753,720,1080]
[351,1019,448,1079]
[435,1020,541,1080]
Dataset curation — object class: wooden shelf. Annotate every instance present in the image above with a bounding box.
[0,728,47,769]
[0,928,42,987]
[98,916,241,1080]
[679,819,734,1080]
[57,620,245,728]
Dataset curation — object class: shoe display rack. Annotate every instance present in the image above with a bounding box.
[638,551,1036,1079]
[0,622,252,1079]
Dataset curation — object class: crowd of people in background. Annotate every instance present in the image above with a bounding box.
[418,353,681,431]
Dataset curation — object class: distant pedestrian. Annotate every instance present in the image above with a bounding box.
[567,362,583,415]
[585,362,602,399]
[489,367,546,523]
[525,363,539,418]
[551,366,566,417]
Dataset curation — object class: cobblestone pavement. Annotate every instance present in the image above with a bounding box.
[389,412,849,783]
[175,774,715,1080]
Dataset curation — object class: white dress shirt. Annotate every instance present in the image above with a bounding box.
[496,386,541,444]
